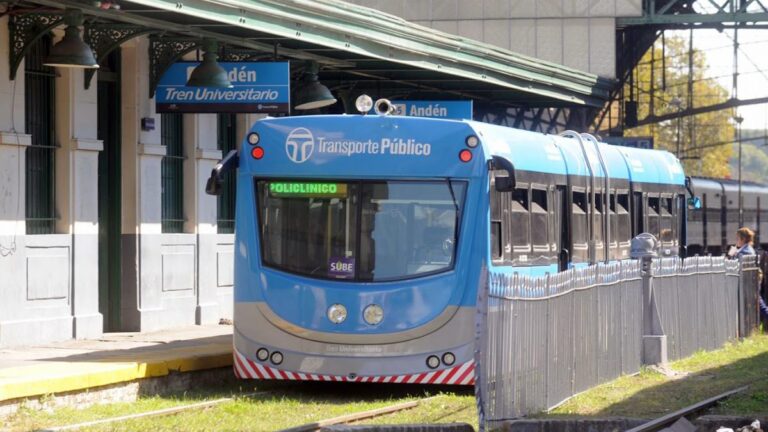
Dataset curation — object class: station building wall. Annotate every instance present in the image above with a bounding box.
[0,1,638,347]
[0,18,237,347]
[348,0,643,79]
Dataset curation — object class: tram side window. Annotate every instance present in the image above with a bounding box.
[677,194,685,247]
[491,221,502,260]
[608,193,618,258]
[592,193,605,260]
[616,193,631,247]
[553,187,564,258]
[490,174,503,261]
[660,196,673,243]
[648,196,660,239]
[531,188,548,257]
[511,187,531,259]
[572,190,589,262]
[632,192,644,236]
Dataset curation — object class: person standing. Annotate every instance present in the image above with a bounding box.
[728,227,757,258]
[731,227,768,326]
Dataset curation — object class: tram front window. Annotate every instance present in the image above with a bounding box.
[257,180,466,281]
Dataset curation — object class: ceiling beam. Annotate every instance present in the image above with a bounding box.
[634,97,768,127]
[26,0,355,67]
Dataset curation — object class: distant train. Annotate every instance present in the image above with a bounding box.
[204,106,749,385]
[687,177,768,256]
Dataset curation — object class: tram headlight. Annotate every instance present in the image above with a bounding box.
[363,304,384,325]
[270,351,284,365]
[327,304,348,324]
[442,352,456,366]
[465,135,479,148]
[355,94,373,114]
[247,132,260,145]
[426,355,440,369]
[256,348,269,362]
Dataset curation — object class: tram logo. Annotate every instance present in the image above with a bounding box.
[285,128,315,163]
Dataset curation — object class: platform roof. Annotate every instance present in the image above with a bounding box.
[27,0,614,108]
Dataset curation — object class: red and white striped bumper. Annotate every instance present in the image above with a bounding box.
[233,350,475,385]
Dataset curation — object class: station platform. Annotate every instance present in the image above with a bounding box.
[0,325,232,404]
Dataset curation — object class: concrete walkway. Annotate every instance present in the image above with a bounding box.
[0,325,232,403]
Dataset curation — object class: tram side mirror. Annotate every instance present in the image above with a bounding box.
[205,175,221,196]
[205,149,239,196]
[687,196,702,210]
[490,155,516,192]
[684,176,700,209]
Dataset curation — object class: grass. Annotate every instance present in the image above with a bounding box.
[4,334,768,431]
[549,333,768,418]
[2,381,475,432]
[74,394,422,432]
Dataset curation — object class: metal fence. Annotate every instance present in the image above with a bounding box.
[738,256,761,338]
[653,256,740,361]
[476,256,760,427]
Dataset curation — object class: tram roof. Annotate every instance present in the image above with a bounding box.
[26,0,613,109]
[468,120,684,186]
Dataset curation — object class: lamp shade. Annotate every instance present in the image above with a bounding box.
[186,40,232,88]
[294,77,336,110]
[43,10,98,69]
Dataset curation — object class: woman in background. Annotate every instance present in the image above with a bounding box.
[733,227,768,326]
[728,227,756,258]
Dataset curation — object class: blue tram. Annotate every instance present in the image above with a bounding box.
[206,110,687,384]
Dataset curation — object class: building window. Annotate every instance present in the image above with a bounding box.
[25,34,56,234]
[161,113,184,233]
[217,114,237,234]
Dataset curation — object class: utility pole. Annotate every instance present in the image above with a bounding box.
[735,114,744,226]
[670,97,683,157]
[733,25,742,226]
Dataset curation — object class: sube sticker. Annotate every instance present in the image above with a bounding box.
[328,257,355,279]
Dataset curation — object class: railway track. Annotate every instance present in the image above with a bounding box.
[37,390,459,432]
[279,397,435,432]
[38,391,273,432]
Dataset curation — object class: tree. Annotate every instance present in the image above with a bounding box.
[737,142,768,183]
[731,129,768,183]
[624,36,734,178]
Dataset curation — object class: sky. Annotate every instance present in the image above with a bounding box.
[680,26,768,131]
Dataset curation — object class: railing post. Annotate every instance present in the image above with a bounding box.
[631,234,668,366]
[474,268,489,432]
[738,255,759,338]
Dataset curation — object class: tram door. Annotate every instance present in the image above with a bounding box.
[97,51,122,331]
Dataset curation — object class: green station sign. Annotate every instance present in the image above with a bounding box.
[268,182,348,198]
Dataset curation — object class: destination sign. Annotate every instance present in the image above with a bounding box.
[268,182,348,198]
[371,100,473,120]
[156,62,290,114]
